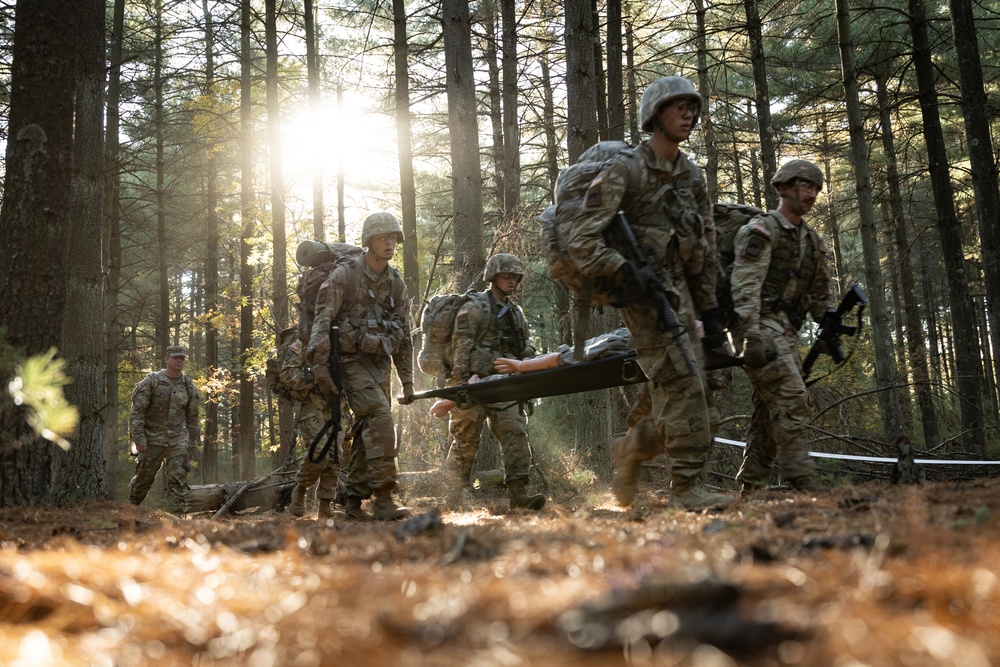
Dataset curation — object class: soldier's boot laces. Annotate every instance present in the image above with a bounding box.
[373,491,410,521]
[669,483,735,510]
[317,498,335,518]
[289,484,308,518]
[508,481,546,511]
[345,496,372,522]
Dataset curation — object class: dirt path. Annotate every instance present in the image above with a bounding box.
[2,479,999,666]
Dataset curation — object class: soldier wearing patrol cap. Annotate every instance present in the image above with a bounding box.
[307,212,412,521]
[128,345,200,514]
[730,158,833,493]
[442,253,546,511]
[568,75,733,510]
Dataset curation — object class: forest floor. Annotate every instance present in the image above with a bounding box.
[2,476,1000,667]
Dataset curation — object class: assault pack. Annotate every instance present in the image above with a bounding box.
[417,291,489,387]
[265,327,315,403]
[539,140,644,306]
[294,240,364,345]
[712,202,764,322]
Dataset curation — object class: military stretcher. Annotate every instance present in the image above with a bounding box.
[409,349,744,408]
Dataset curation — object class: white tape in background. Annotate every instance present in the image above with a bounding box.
[713,437,1000,466]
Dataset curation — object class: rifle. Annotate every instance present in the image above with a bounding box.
[801,284,867,384]
[612,210,698,376]
[307,325,342,464]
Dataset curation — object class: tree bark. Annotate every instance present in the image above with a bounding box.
[393,0,419,305]
[694,0,718,200]
[605,0,624,141]
[304,0,325,241]
[202,0,220,482]
[500,0,521,220]
[154,0,169,358]
[565,0,598,161]
[909,0,985,454]
[55,0,109,503]
[948,0,1000,392]
[0,0,80,506]
[835,0,903,445]
[240,0,257,479]
[744,0,777,209]
[442,0,486,288]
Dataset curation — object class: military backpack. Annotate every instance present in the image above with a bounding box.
[265,327,316,403]
[417,290,491,387]
[294,240,365,345]
[539,141,646,306]
[712,202,764,317]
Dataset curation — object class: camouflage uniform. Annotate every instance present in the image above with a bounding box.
[730,161,832,490]
[128,347,199,513]
[569,139,720,499]
[307,243,412,511]
[446,284,537,496]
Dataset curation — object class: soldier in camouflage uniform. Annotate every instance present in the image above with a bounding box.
[567,75,733,510]
[443,253,546,511]
[731,159,833,492]
[308,212,412,521]
[277,326,351,520]
[128,345,199,514]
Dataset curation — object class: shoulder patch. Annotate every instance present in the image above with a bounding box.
[290,339,302,353]
[743,235,767,259]
[584,173,604,209]
[316,279,330,306]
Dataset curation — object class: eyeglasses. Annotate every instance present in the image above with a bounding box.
[372,234,397,245]
[666,99,700,116]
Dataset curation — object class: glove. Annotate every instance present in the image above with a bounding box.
[700,307,727,350]
[609,262,650,307]
[312,364,337,397]
[743,334,778,369]
[397,382,415,405]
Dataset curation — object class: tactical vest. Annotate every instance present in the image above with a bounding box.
[464,292,529,378]
[335,256,407,357]
[133,371,197,445]
[619,151,705,283]
[758,213,823,326]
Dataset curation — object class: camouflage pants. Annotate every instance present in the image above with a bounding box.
[736,321,815,487]
[446,402,532,488]
[340,355,398,496]
[293,396,341,500]
[129,443,189,513]
[621,295,714,489]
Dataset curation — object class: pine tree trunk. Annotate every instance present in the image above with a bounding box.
[239,0,257,480]
[744,0,777,209]
[54,0,109,504]
[202,0,220,483]
[443,0,486,289]
[605,0,625,142]
[694,0,718,199]
[909,0,985,454]
[500,0,521,219]
[835,0,903,446]
[392,0,419,305]
[303,0,325,241]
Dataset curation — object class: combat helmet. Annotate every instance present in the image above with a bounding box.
[361,212,404,247]
[483,253,525,283]
[639,76,703,131]
[771,159,824,192]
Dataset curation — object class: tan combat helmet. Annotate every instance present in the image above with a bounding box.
[361,212,404,247]
[771,159,824,192]
[483,253,525,283]
[639,75,703,132]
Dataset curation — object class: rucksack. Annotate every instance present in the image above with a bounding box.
[265,327,315,403]
[294,241,364,344]
[712,202,764,317]
[539,141,645,305]
[417,290,489,387]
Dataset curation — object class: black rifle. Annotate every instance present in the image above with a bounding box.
[801,284,867,384]
[307,325,342,464]
[612,210,698,376]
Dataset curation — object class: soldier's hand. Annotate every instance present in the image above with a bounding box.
[700,307,727,350]
[312,365,337,396]
[131,441,147,455]
[743,335,778,369]
[397,382,415,405]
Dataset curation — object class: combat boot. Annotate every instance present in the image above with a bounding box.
[611,418,662,506]
[289,484,308,518]
[372,489,410,521]
[669,483,734,510]
[344,495,372,522]
[317,498,335,518]
[508,480,546,511]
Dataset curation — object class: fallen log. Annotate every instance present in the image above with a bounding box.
[186,471,296,515]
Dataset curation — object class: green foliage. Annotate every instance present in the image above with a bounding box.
[6,346,79,450]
